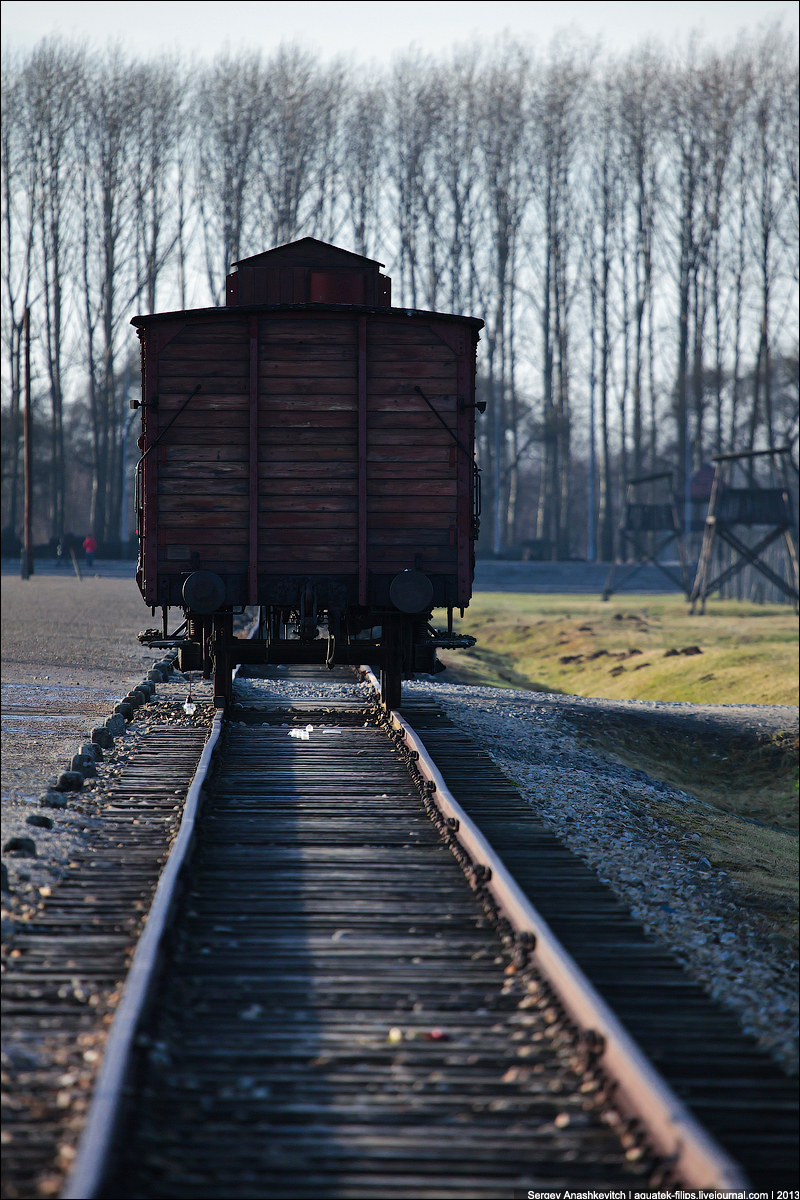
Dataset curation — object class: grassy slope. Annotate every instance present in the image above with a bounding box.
[439,592,799,705]
[437,594,799,889]
[642,795,797,947]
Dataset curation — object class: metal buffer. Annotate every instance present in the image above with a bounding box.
[602,472,690,601]
[690,447,799,613]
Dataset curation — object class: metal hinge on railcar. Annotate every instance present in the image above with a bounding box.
[413,629,476,676]
[426,630,477,651]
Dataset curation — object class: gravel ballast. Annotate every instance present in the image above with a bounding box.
[2,591,795,1200]
[236,671,799,1075]
[419,683,798,1075]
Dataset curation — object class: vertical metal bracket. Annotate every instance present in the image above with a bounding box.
[358,315,368,606]
[248,316,259,605]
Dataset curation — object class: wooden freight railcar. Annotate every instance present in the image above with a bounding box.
[132,238,483,706]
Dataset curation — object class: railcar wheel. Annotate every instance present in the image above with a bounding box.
[380,668,402,710]
[212,613,233,707]
[380,614,404,710]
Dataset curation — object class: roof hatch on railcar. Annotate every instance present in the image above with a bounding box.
[225,236,392,307]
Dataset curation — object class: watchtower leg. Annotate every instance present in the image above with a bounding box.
[783,529,800,613]
[690,517,716,614]
[601,562,616,602]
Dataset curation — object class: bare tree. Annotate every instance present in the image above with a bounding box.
[586,64,620,562]
[747,29,794,454]
[664,47,714,528]
[130,56,184,314]
[386,54,442,308]
[618,47,662,477]
[342,77,386,260]
[77,50,142,543]
[531,46,589,559]
[434,53,485,315]
[2,33,798,564]
[174,71,196,309]
[1,53,38,540]
[254,47,344,248]
[480,43,531,553]
[305,60,348,244]
[195,50,264,301]
[25,40,84,537]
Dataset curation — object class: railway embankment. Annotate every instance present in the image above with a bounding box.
[1,573,204,899]
[2,575,797,1194]
[404,681,798,1077]
[1,574,213,1197]
[1,694,211,1198]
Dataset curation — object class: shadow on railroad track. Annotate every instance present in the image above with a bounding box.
[102,707,358,1197]
[100,674,659,1197]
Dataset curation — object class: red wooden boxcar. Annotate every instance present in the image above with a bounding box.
[132,238,483,706]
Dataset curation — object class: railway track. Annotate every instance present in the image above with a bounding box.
[1,728,209,1198]
[35,666,795,1197]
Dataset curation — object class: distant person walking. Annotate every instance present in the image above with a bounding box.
[83,534,97,569]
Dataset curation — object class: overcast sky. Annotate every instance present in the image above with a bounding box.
[3,0,798,63]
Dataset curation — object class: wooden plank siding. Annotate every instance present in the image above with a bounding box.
[257,317,359,571]
[366,320,458,576]
[144,308,471,599]
[154,321,250,576]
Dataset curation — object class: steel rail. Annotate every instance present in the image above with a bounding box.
[61,709,225,1200]
[63,616,260,1198]
[62,651,748,1195]
[359,664,749,1191]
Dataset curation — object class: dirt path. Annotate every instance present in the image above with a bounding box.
[1,576,161,804]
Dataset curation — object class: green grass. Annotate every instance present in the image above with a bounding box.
[436,592,799,944]
[643,794,798,947]
[438,592,799,705]
[436,590,799,856]
[572,718,798,833]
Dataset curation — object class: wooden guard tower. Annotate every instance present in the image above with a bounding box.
[602,472,690,601]
[689,447,799,613]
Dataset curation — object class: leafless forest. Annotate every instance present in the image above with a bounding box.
[2,32,798,561]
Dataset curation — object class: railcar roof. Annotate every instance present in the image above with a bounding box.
[130,302,484,330]
[230,236,385,269]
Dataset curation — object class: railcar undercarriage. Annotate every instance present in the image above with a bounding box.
[139,575,475,709]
